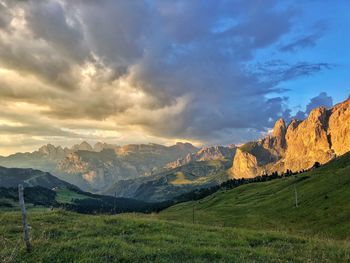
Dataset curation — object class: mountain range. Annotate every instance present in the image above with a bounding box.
[0,142,199,193]
[1,97,349,201]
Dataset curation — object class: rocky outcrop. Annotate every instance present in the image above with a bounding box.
[328,97,350,155]
[282,106,335,172]
[230,149,259,178]
[71,141,94,152]
[166,145,236,169]
[231,97,350,178]
[93,142,117,152]
[38,144,70,160]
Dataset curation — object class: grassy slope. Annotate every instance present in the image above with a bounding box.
[1,210,349,263]
[54,188,91,204]
[160,153,350,240]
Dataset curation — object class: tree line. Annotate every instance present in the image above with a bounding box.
[170,162,321,204]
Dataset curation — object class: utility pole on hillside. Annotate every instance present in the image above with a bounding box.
[294,185,298,208]
[192,205,195,224]
[18,184,31,252]
[114,191,117,214]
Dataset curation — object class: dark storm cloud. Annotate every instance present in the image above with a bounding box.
[25,0,89,63]
[305,92,333,114]
[292,92,333,120]
[252,60,333,85]
[0,0,334,145]
[279,33,322,53]
[279,22,327,53]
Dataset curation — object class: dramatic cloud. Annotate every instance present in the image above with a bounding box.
[251,60,333,86]
[279,22,327,53]
[293,92,333,120]
[0,0,338,154]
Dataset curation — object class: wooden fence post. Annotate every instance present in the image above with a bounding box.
[18,184,31,252]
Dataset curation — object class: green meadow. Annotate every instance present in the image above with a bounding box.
[1,210,349,263]
[1,154,350,262]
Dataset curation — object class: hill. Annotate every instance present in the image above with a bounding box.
[1,210,349,262]
[160,152,350,240]
[0,166,76,189]
[0,166,168,214]
[0,186,168,214]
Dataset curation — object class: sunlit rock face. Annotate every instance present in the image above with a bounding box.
[283,106,335,172]
[230,149,258,179]
[328,97,350,156]
[231,97,350,178]
[166,145,236,169]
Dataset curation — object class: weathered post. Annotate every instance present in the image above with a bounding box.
[192,205,195,224]
[18,184,31,252]
[294,185,298,208]
[114,191,117,214]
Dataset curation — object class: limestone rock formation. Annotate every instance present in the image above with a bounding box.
[166,145,236,169]
[230,149,258,178]
[283,106,335,172]
[71,141,94,152]
[328,97,350,155]
[230,97,350,178]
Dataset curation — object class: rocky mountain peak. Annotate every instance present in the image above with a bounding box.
[272,118,287,138]
[72,141,93,152]
[166,145,236,169]
[231,97,350,178]
[287,119,302,131]
[307,106,328,128]
[38,144,67,159]
[173,142,199,152]
[93,142,117,152]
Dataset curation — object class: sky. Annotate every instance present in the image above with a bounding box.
[0,0,349,156]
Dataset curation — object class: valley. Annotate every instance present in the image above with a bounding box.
[1,152,350,262]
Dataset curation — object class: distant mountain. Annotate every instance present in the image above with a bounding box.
[230,97,350,178]
[166,145,236,169]
[106,159,231,202]
[0,142,199,193]
[0,166,75,189]
[100,145,237,202]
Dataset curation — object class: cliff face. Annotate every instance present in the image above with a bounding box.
[166,145,236,169]
[328,98,350,155]
[283,107,335,172]
[231,149,258,178]
[231,97,350,178]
